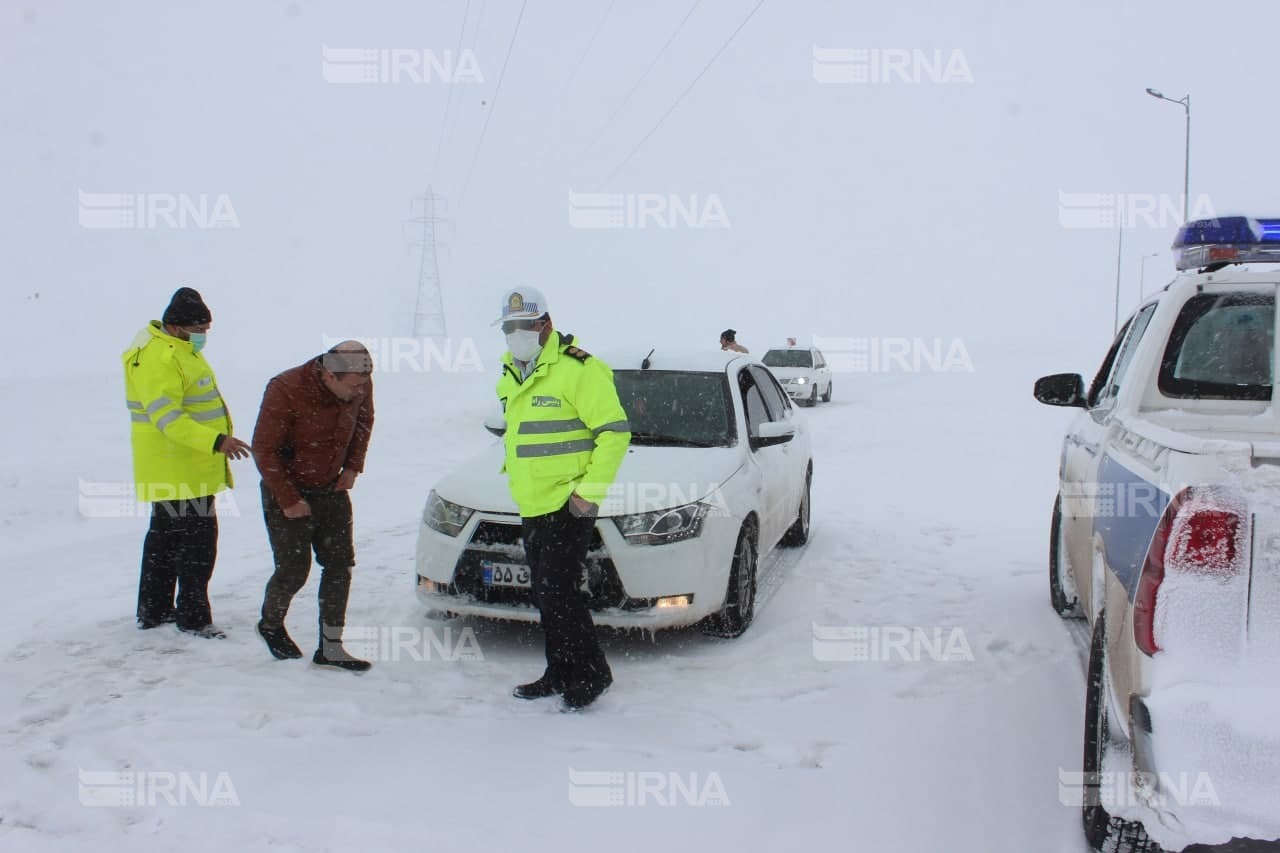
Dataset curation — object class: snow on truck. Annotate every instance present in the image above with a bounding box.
[1035,216,1280,853]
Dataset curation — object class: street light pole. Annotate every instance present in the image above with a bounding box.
[1139,252,1160,302]
[1183,94,1191,222]
[1146,88,1192,222]
[1114,226,1124,336]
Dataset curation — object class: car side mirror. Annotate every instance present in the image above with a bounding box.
[483,413,507,437]
[751,420,796,449]
[1034,373,1087,408]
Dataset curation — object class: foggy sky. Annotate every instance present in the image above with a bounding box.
[4,0,1278,378]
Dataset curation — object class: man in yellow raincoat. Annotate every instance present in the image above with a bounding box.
[122,287,251,637]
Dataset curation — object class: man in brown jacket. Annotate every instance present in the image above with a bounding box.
[252,341,375,671]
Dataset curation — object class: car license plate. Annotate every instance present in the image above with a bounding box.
[481,561,531,588]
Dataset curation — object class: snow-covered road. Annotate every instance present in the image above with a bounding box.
[1,349,1100,852]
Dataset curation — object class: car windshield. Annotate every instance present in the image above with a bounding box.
[613,370,735,447]
[762,349,812,368]
[1159,292,1275,400]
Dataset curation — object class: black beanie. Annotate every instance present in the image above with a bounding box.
[162,287,212,326]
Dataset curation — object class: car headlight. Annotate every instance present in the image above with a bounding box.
[613,502,709,546]
[793,377,807,384]
[424,490,474,537]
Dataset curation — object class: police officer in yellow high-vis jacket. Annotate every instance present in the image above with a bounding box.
[122,288,251,637]
[495,287,631,710]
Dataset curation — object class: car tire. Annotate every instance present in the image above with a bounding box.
[806,386,818,407]
[1050,496,1084,619]
[699,524,758,639]
[821,382,832,403]
[780,469,811,547]
[1083,618,1158,853]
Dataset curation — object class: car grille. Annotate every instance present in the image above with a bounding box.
[442,519,629,611]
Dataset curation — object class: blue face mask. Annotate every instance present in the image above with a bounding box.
[188,332,207,354]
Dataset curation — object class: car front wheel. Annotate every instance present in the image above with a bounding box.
[699,525,758,638]
[821,381,832,403]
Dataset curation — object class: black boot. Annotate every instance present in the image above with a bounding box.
[513,674,562,700]
[562,671,613,711]
[313,645,371,672]
[177,623,227,640]
[257,620,303,660]
[137,611,177,630]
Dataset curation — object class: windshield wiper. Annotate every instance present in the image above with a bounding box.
[628,432,723,448]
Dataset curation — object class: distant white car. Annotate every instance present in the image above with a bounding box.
[415,350,813,637]
[761,346,832,407]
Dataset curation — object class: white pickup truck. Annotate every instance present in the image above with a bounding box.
[1035,216,1280,853]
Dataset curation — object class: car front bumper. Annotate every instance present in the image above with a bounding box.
[782,382,812,399]
[414,508,743,631]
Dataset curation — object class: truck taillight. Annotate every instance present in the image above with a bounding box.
[1133,487,1246,657]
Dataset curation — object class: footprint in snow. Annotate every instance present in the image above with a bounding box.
[6,643,39,662]
[17,704,71,729]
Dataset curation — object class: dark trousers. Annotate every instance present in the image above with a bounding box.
[521,503,611,690]
[137,497,218,630]
[259,481,355,647]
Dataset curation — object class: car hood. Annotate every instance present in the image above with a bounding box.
[432,441,744,516]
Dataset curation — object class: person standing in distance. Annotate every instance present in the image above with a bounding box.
[719,329,748,353]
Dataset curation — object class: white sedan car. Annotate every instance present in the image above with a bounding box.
[414,350,813,637]
[761,346,833,407]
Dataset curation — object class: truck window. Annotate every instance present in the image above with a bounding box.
[1095,304,1158,410]
[1086,319,1133,408]
[1159,292,1275,401]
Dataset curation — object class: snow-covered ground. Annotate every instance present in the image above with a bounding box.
[0,343,1104,852]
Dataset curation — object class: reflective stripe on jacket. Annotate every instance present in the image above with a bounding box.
[122,321,232,502]
[496,333,631,517]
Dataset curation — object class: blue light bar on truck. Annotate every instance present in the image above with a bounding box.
[1172,216,1280,270]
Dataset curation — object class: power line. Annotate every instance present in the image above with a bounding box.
[598,0,765,187]
[551,0,619,108]
[578,0,703,161]
[457,0,530,210]
[430,0,474,182]
[489,0,623,198]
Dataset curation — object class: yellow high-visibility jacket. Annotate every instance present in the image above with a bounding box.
[122,321,232,503]
[496,333,631,517]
